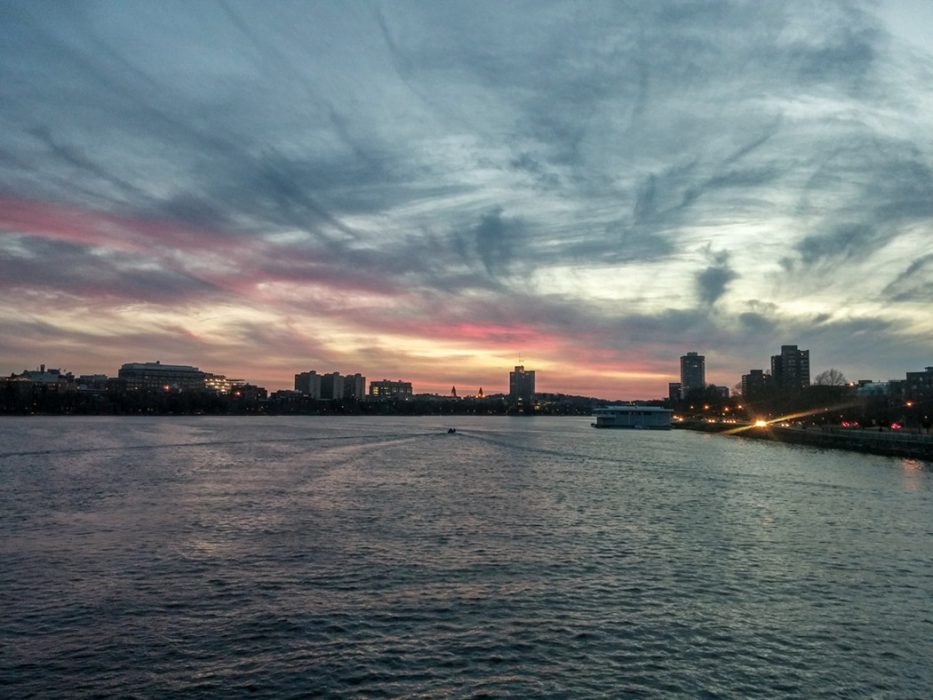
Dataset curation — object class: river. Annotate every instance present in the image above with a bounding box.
[1,416,931,697]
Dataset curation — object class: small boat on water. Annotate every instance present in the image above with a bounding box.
[591,405,673,430]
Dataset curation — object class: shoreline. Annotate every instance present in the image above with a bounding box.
[678,422,933,462]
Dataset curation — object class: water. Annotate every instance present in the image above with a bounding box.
[1,415,931,698]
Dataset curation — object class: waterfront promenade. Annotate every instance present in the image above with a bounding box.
[679,421,933,461]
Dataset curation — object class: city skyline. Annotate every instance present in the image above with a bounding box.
[2,2,933,398]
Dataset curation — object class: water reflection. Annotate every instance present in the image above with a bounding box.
[900,458,925,492]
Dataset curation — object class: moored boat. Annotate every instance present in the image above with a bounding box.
[591,405,673,429]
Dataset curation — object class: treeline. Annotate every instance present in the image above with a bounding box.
[0,384,596,417]
[0,385,264,416]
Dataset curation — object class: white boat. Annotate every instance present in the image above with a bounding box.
[591,405,673,429]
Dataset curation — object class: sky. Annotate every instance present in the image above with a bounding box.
[1,0,932,399]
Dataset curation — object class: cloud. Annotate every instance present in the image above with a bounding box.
[882,254,933,302]
[696,250,738,306]
[0,235,221,303]
[1,0,933,394]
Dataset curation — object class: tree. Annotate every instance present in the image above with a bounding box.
[814,368,847,386]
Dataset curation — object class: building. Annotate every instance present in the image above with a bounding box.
[77,374,110,392]
[903,366,933,402]
[679,352,706,397]
[741,369,771,398]
[204,373,237,394]
[668,382,682,404]
[118,361,205,392]
[854,380,889,398]
[509,365,536,405]
[770,345,810,391]
[343,373,366,400]
[294,370,322,399]
[15,365,75,391]
[296,370,365,400]
[710,385,730,399]
[321,372,345,400]
[369,379,413,399]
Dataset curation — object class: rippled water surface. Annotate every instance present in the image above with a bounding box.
[2,416,932,698]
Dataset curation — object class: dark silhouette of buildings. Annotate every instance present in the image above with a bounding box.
[294,370,322,398]
[295,370,366,400]
[343,373,365,400]
[509,365,535,405]
[771,345,810,391]
[741,369,772,398]
[320,372,344,400]
[903,366,933,402]
[680,352,705,398]
[118,361,205,392]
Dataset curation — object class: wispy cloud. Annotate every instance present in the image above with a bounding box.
[2,0,932,394]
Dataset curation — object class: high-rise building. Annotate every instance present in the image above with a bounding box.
[321,372,345,400]
[680,352,706,397]
[509,365,536,405]
[343,373,366,400]
[668,382,682,404]
[294,370,322,399]
[770,345,810,390]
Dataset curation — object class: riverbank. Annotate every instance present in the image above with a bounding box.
[678,421,933,461]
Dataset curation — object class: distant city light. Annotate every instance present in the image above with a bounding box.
[754,419,768,427]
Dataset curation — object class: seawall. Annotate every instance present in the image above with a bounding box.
[679,422,933,461]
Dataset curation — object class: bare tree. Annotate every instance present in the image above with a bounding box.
[814,368,847,386]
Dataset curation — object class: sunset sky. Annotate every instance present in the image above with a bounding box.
[2,1,932,398]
